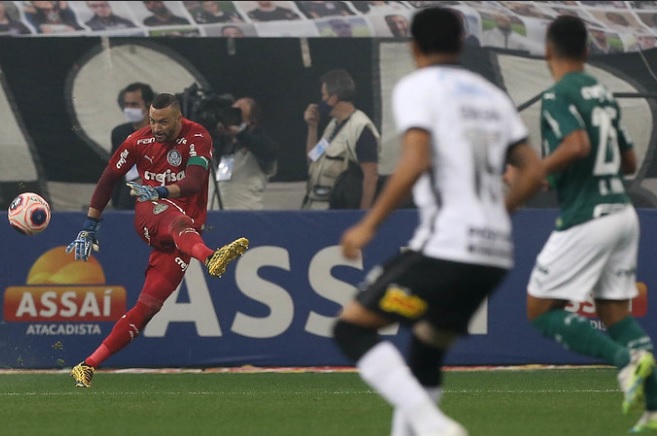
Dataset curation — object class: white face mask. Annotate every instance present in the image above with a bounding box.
[123,107,145,124]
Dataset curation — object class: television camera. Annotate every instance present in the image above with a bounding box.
[177,83,243,132]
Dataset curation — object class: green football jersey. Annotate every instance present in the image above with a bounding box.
[540,71,633,230]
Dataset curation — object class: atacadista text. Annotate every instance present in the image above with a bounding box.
[26,324,102,335]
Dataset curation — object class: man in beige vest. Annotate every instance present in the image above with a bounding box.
[302,69,381,210]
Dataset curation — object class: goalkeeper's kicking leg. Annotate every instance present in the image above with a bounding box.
[71,263,177,388]
[164,213,249,278]
[71,213,248,388]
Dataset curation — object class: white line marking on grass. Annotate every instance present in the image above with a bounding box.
[0,391,375,396]
[0,388,621,397]
[0,365,615,375]
[444,388,620,394]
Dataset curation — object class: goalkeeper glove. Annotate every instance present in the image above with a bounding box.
[126,181,169,202]
[66,216,101,261]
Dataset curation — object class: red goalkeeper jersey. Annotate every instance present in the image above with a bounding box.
[108,118,212,226]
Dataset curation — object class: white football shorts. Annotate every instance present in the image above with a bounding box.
[527,205,639,301]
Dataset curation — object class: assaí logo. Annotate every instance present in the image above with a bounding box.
[566,282,648,329]
[3,247,126,335]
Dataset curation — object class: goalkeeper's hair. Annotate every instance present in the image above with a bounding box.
[152,93,181,111]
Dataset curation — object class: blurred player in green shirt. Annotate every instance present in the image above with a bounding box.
[525,15,657,433]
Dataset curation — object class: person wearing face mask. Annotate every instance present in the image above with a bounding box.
[110,82,156,210]
[302,69,381,210]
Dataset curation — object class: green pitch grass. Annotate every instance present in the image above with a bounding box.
[0,367,642,435]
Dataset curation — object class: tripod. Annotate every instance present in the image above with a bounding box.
[208,154,223,210]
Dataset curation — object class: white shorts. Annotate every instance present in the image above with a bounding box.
[527,205,639,302]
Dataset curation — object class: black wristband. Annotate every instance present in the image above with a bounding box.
[155,186,169,198]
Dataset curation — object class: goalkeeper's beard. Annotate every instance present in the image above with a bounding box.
[152,127,175,143]
[153,131,170,143]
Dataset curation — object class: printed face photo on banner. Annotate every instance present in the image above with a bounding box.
[384,13,409,37]
[183,1,245,25]
[67,0,140,33]
[368,11,411,37]
[237,1,304,22]
[589,9,650,34]
[588,26,625,54]
[0,0,32,35]
[137,0,192,27]
[21,0,85,34]
[315,16,371,37]
[636,31,657,49]
[479,12,527,47]
[295,1,355,19]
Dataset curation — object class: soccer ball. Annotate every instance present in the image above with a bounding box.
[8,192,51,235]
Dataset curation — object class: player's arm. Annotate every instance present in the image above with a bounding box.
[621,148,637,175]
[540,93,589,175]
[617,120,636,175]
[84,168,120,220]
[341,127,429,259]
[542,129,590,174]
[505,141,544,213]
[67,161,127,261]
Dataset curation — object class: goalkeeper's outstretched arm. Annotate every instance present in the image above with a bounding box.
[87,166,123,220]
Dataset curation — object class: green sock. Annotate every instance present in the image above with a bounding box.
[607,316,657,411]
[532,309,630,368]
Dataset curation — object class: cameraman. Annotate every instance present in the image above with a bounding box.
[211,97,279,210]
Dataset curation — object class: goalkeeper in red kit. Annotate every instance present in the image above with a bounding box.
[67,93,249,388]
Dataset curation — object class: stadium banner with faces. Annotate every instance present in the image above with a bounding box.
[0,209,655,369]
[1,30,657,213]
[2,1,657,52]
